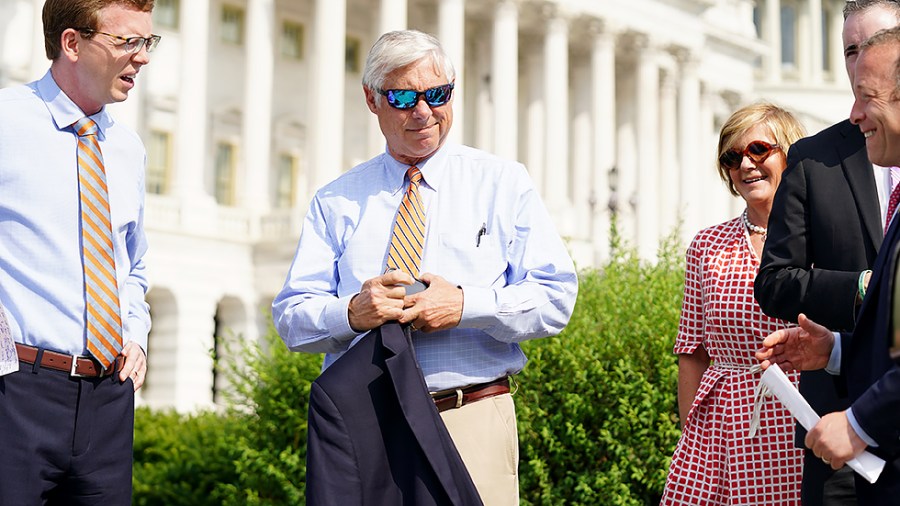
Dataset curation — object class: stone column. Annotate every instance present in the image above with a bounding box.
[829,3,846,86]
[764,0,782,84]
[808,0,823,83]
[590,21,615,264]
[524,45,545,195]
[379,0,407,33]
[170,289,219,412]
[310,0,346,190]
[634,34,659,259]
[243,0,275,213]
[174,0,214,208]
[368,0,409,158]
[30,0,47,79]
[543,12,571,229]
[438,0,465,145]
[492,0,518,161]
[676,49,702,236]
[658,66,678,239]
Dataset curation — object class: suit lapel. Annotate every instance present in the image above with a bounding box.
[381,324,482,506]
[839,121,883,251]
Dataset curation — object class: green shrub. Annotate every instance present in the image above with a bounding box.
[134,233,685,505]
[133,326,322,505]
[516,231,684,505]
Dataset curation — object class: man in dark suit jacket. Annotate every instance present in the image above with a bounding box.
[757,25,900,506]
[754,2,900,503]
[306,323,483,506]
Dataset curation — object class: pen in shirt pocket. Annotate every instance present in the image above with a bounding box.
[476,222,486,247]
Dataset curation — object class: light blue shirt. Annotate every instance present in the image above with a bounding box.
[0,71,150,356]
[827,333,879,447]
[272,143,578,390]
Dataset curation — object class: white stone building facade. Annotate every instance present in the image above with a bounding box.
[0,0,853,411]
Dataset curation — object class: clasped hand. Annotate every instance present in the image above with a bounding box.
[348,270,462,333]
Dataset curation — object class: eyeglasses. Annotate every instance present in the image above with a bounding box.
[718,140,781,170]
[378,83,454,110]
[77,28,162,53]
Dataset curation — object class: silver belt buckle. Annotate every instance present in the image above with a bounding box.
[69,355,89,377]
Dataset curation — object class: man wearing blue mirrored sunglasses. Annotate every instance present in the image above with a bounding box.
[274,29,578,505]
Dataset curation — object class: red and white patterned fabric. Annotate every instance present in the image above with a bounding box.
[660,216,802,506]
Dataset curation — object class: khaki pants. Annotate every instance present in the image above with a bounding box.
[439,392,519,506]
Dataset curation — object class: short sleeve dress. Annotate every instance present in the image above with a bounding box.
[660,216,803,505]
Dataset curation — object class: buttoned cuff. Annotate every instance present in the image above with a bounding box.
[458,285,497,328]
[324,294,360,343]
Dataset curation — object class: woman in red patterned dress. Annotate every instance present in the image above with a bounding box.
[661,103,807,505]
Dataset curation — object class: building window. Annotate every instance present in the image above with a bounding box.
[221,5,245,45]
[281,21,304,60]
[345,36,361,73]
[147,130,171,195]
[780,5,797,70]
[214,142,236,205]
[153,0,179,29]
[275,154,297,208]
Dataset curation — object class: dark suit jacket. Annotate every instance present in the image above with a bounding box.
[837,210,900,504]
[755,120,881,439]
[305,323,483,506]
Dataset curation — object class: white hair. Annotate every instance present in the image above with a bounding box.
[362,30,456,102]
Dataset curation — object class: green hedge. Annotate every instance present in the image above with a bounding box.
[133,236,684,505]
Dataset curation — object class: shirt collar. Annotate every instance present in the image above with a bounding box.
[383,142,451,194]
[37,70,112,140]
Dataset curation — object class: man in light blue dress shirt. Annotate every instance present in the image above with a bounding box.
[273,30,578,504]
[0,0,155,503]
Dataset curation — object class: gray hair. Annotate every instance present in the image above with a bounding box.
[844,0,900,20]
[362,30,456,97]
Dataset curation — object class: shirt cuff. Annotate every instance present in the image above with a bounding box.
[825,332,842,375]
[846,408,879,448]
[324,293,361,343]
[458,285,497,329]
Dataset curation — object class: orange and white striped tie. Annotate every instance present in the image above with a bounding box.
[74,117,123,368]
[385,166,426,276]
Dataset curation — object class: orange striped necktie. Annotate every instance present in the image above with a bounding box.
[73,117,123,368]
[385,166,426,277]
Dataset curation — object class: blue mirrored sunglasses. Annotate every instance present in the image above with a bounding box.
[379,83,454,110]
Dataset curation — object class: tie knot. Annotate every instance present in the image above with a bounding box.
[407,166,422,185]
[73,117,98,137]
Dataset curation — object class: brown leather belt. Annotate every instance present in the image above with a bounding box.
[431,377,510,413]
[15,343,121,378]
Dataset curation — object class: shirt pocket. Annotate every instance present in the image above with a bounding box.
[437,232,508,286]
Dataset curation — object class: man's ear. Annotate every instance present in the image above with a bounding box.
[363,85,379,113]
[59,29,81,62]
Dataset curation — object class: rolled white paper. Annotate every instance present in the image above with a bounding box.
[760,365,885,484]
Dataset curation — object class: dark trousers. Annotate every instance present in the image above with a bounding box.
[803,450,857,506]
[0,360,134,506]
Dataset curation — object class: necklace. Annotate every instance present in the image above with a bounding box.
[742,209,767,236]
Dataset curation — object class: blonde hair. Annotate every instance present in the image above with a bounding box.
[716,102,806,196]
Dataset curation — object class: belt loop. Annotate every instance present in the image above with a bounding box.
[31,348,43,374]
[455,388,463,409]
